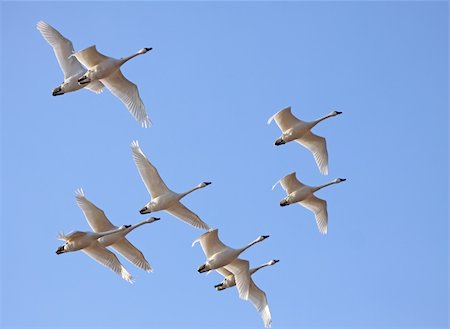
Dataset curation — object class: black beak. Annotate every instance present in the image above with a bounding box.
[274,259,280,263]
[56,246,64,255]
[52,87,63,96]
[262,235,270,239]
[204,182,212,186]
[124,225,132,228]
[274,138,285,146]
[340,178,347,181]
[197,264,207,273]
[280,200,289,207]
[214,283,223,288]
[153,217,161,221]
[145,47,153,52]
[336,111,343,115]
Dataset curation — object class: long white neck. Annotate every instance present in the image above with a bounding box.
[250,262,272,275]
[237,237,263,255]
[310,112,336,129]
[94,226,126,239]
[179,184,203,199]
[123,219,151,235]
[313,180,338,193]
[119,51,143,65]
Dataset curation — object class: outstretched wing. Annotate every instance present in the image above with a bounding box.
[272,172,305,195]
[75,188,116,232]
[296,131,329,175]
[112,238,152,272]
[267,107,302,132]
[36,21,84,79]
[166,202,210,230]
[82,243,134,283]
[299,195,328,234]
[192,229,227,258]
[248,279,272,328]
[72,45,109,68]
[130,141,170,198]
[101,70,151,128]
[85,80,105,94]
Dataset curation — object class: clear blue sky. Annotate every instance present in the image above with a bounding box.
[1,1,448,328]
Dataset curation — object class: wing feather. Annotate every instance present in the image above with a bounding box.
[75,189,116,232]
[166,202,210,230]
[296,131,329,175]
[248,280,272,328]
[224,258,251,300]
[112,238,152,272]
[272,172,305,195]
[267,106,302,132]
[72,45,110,68]
[192,229,227,258]
[300,195,328,234]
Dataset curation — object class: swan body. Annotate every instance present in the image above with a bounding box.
[36,21,104,96]
[268,106,342,175]
[72,46,152,127]
[75,188,159,272]
[193,229,269,299]
[131,140,211,230]
[273,172,346,234]
[214,260,279,328]
[56,225,134,282]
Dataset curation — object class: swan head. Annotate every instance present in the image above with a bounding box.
[55,244,67,255]
[274,137,286,146]
[257,235,270,242]
[332,111,343,116]
[139,47,152,54]
[335,178,346,183]
[269,259,280,265]
[197,262,212,273]
[214,282,226,291]
[146,217,160,223]
[200,182,212,188]
[140,202,155,214]
[52,85,64,96]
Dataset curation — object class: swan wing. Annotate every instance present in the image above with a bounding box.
[75,189,116,232]
[300,195,328,234]
[216,266,233,278]
[85,80,105,94]
[267,106,301,132]
[36,21,84,79]
[248,280,272,328]
[272,171,305,194]
[101,70,151,128]
[130,140,170,198]
[112,238,152,272]
[72,45,109,68]
[192,229,227,258]
[296,131,329,175]
[166,202,210,230]
[224,258,251,300]
[82,243,134,283]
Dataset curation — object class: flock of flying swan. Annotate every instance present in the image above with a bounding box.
[38,20,344,328]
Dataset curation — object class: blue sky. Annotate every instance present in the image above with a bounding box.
[1,1,448,328]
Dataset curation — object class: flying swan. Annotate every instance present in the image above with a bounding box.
[268,106,342,175]
[56,225,134,283]
[36,21,104,96]
[131,141,211,230]
[71,45,152,127]
[75,188,159,272]
[193,228,269,300]
[273,172,346,234]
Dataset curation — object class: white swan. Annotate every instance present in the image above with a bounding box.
[56,225,134,283]
[268,106,342,175]
[214,260,279,328]
[36,21,104,96]
[131,140,211,230]
[273,172,346,234]
[75,188,159,272]
[72,45,152,127]
[193,228,269,300]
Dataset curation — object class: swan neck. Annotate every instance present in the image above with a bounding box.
[96,226,126,238]
[124,220,148,234]
[179,185,201,199]
[314,180,336,192]
[120,52,141,65]
[250,263,269,275]
[311,113,334,127]
[238,238,260,254]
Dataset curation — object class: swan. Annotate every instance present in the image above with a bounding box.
[273,172,346,234]
[131,140,211,230]
[56,225,134,283]
[268,106,342,175]
[193,228,269,300]
[71,45,152,127]
[214,260,279,328]
[75,188,159,272]
[36,21,104,96]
